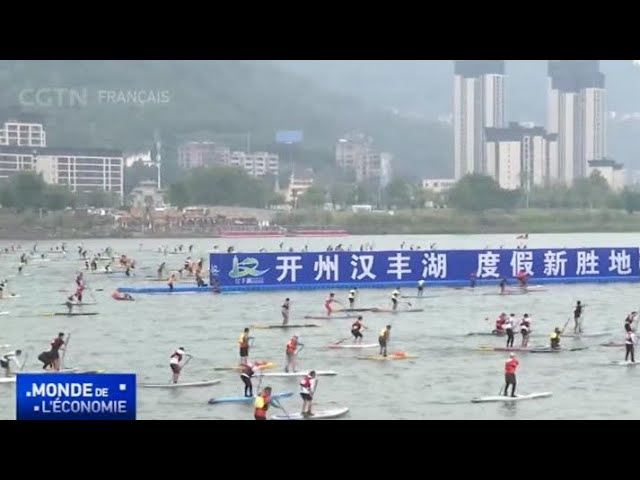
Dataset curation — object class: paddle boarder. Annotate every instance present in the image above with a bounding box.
[170,347,192,384]
[48,332,65,371]
[493,313,507,335]
[520,314,532,348]
[625,312,637,332]
[239,328,253,366]
[516,269,529,290]
[379,325,391,357]
[391,288,401,311]
[505,314,516,348]
[0,349,22,377]
[550,327,562,350]
[281,298,290,325]
[503,352,519,397]
[168,273,177,291]
[573,301,584,334]
[625,328,636,363]
[254,386,283,420]
[469,272,477,288]
[324,293,340,317]
[285,335,304,373]
[499,278,508,294]
[299,371,317,417]
[417,279,425,296]
[348,289,357,308]
[240,362,259,397]
[351,316,366,344]
[64,294,77,314]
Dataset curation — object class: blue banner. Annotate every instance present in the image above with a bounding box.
[16,373,136,420]
[209,248,640,291]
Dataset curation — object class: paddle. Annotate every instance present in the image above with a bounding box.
[61,334,71,371]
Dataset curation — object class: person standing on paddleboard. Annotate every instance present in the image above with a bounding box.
[351,316,366,344]
[49,332,65,371]
[499,278,508,294]
[417,279,425,296]
[625,328,636,363]
[520,314,532,348]
[550,327,562,350]
[285,335,304,373]
[324,293,340,317]
[516,269,529,290]
[254,386,283,420]
[573,301,584,334]
[379,325,391,357]
[170,347,192,384]
[241,362,259,397]
[239,328,253,366]
[493,313,507,335]
[281,298,290,325]
[0,349,22,377]
[503,353,519,397]
[505,314,516,348]
[299,371,317,417]
[64,294,77,314]
[348,289,357,308]
[391,288,401,311]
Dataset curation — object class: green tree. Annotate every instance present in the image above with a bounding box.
[621,188,640,213]
[448,174,520,212]
[572,171,610,209]
[385,178,413,208]
[43,185,76,210]
[168,182,190,208]
[124,161,158,195]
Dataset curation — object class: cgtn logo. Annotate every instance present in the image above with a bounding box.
[16,373,136,420]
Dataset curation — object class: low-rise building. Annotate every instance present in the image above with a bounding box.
[129,180,165,209]
[587,159,626,191]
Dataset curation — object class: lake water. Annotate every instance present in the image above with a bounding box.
[0,232,638,420]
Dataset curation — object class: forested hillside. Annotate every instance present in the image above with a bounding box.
[0,60,452,179]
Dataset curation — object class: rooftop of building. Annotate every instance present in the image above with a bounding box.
[485,122,558,142]
[0,145,123,157]
[588,158,624,169]
[454,60,505,77]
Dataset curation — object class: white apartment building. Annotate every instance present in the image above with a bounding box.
[177,142,229,169]
[587,159,626,191]
[125,150,153,168]
[485,123,558,191]
[0,121,46,147]
[335,134,392,184]
[547,61,606,184]
[36,149,124,198]
[227,151,279,177]
[0,149,38,179]
[453,60,505,179]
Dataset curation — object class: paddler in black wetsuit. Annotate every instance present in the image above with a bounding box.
[573,301,584,334]
[195,270,205,287]
[241,363,259,397]
[550,327,562,350]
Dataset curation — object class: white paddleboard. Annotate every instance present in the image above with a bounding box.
[0,295,20,300]
[0,311,9,316]
[328,343,378,349]
[141,379,222,388]
[471,392,553,403]
[610,361,640,366]
[271,407,349,420]
[0,376,16,384]
[258,370,337,377]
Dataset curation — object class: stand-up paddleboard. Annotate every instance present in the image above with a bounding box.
[337,308,377,313]
[49,312,99,316]
[467,331,510,337]
[471,392,552,403]
[476,346,532,352]
[208,391,293,405]
[370,308,424,314]
[251,324,322,330]
[141,379,222,388]
[609,361,640,366]
[600,342,625,347]
[213,362,275,372]
[304,315,356,320]
[563,332,608,338]
[328,343,378,349]
[0,311,9,316]
[57,302,98,306]
[271,407,349,420]
[258,370,337,377]
[530,347,588,353]
[357,352,413,361]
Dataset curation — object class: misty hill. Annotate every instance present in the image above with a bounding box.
[0,60,452,178]
[276,60,640,168]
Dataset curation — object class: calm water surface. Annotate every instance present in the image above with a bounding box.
[0,233,638,420]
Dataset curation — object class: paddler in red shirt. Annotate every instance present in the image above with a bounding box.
[516,269,529,290]
[493,313,507,335]
[503,353,519,397]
